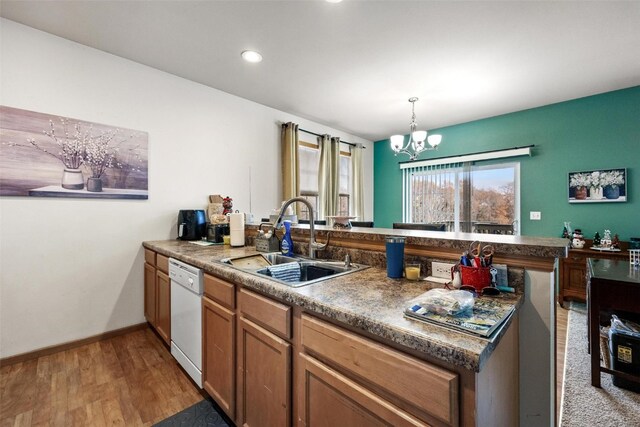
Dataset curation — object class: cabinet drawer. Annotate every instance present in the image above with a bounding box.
[144,249,156,266]
[301,314,458,426]
[156,254,169,274]
[204,274,235,309]
[238,289,291,339]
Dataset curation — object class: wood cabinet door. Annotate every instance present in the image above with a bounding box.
[561,256,587,303]
[203,296,236,420]
[237,317,291,427]
[566,261,587,293]
[144,262,157,325]
[299,354,427,427]
[156,270,171,345]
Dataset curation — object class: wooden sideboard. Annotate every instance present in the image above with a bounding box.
[559,239,630,307]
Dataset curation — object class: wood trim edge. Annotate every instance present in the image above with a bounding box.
[327,236,557,272]
[0,322,149,367]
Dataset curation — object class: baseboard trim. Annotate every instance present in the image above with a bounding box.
[0,322,149,367]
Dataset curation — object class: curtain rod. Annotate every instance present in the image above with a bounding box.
[297,127,365,149]
[399,145,535,169]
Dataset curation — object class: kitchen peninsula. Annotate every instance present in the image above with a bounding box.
[144,226,567,427]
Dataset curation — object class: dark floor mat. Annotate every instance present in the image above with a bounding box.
[153,399,231,427]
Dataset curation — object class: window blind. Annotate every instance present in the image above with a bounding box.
[402,162,463,223]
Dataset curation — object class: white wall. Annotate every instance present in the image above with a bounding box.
[0,19,373,358]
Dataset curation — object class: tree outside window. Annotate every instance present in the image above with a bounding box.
[409,163,519,234]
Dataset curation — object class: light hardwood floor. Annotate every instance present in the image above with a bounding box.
[0,328,202,427]
[556,303,569,422]
[1,306,573,426]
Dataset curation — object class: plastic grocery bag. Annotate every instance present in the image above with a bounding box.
[416,288,475,316]
[610,314,640,336]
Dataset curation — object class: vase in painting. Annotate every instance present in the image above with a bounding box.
[604,185,620,200]
[61,168,84,190]
[87,177,103,192]
[574,186,587,200]
[589,186,603,200]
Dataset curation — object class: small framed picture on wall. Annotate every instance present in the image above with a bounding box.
[568,168,627,203]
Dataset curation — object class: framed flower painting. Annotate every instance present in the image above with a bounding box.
[568,168,627,203]
[0,106,148,199]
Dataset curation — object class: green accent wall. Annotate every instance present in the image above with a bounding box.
[374,86,640,240]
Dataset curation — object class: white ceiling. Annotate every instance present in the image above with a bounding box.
[2,1,639,142]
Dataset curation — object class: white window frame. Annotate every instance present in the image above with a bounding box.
[298,139,352,218]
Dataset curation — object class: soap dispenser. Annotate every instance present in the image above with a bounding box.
[281,220,294,256]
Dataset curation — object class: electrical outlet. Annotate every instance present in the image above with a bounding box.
[432,261,455,279]
[530,211,541,220]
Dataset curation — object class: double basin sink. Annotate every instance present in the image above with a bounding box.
[220,252,369,287]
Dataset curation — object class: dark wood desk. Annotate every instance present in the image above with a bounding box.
[587,258,640,387]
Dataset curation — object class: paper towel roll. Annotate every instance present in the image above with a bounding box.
[230,213,245,246]
[229,212,245,230]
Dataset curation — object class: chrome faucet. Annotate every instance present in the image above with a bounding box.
[273,197,328,259]
[344,254,351,268]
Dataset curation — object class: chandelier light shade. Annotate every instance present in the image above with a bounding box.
[390,97,442,161]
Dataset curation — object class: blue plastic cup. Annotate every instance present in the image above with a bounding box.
[385,236,405,279]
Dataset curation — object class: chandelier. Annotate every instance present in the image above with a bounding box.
[390,97,442,161]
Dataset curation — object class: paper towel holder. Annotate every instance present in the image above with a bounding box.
[229,211,246,247]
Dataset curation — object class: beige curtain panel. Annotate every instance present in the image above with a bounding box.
[281,122,300,213]
[318,135,340,219]
[351,143,365,220]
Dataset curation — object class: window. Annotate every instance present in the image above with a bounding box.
[409,165,458,226]
[406,162,519,234]
[298,140,351,220]
[299,143,319,221]
[470,164,517,232]
[338,155,351,216]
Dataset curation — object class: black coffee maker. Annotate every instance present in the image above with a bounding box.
[177,210,207,240]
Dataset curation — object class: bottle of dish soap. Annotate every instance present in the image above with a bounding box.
[281,220,294,256]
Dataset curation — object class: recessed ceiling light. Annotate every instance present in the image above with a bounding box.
[241,50,263,63]
[326,0,343,3]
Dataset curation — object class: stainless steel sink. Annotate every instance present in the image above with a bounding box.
[261,253,298,265]
[220,253,368,287]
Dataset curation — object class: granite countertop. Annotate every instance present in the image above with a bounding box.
[144,240,524,372]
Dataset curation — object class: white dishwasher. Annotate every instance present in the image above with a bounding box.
[169,258,203,387]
